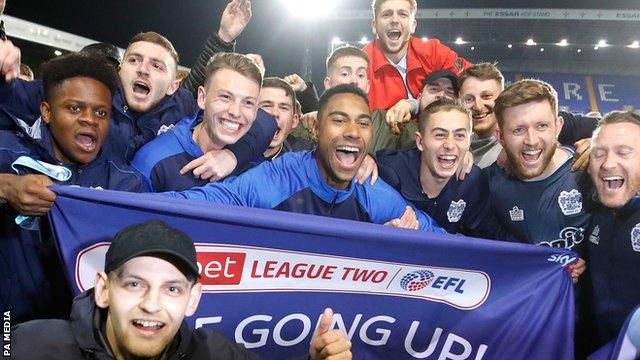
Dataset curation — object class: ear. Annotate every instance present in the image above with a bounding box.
[197,85,207,111]
[291,112,300,130]
[409,18,417,34]
[94,272,110,309]
[365,79,371,94]
[555,115,564,139]
[494,126,504,146]
[40,101,52,125]
[415,131,424,151]
[323,76,331,91]
[165,79,181,96]
[184,282,203,317]
[371,19,378,37]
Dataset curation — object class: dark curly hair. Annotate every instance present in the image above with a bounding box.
[41,53,119,101]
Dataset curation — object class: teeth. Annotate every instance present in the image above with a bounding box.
[523,149,541,155]
[603,176,624,181]
[133,320,163,328]
[439,155,456,160]
[221,120,240,131]
[336,146,359,153]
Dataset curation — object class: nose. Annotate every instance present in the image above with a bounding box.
[136,60,150,77]
[343,119,361,140]
[443,135,455,149]
[434,89,446,100]
[601,153,617,171]
[138,289,162,314]
[78,108,98,127]
[228,100,241,118]
[523,128,537,146]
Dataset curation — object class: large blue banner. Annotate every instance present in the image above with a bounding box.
[48,186,576,359]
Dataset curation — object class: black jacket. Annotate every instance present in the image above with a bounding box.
[11,289,260,360]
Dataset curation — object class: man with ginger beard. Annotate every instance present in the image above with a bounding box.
[485,79,591,268]
[0,54,144,323]
[162,84,445,233]
[377,99,508,239]
[362,0,471,111]
[584,111,640,348]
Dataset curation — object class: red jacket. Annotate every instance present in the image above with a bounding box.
[363,36,472,111]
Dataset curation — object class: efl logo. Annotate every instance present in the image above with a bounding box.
[197,252,246,285]
[400,270,435,291]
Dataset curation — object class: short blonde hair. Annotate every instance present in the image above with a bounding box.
[204,52,263,89]
[371,0,417,18]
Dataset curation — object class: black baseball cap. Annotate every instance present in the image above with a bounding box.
[80,42,122,66]
[105,220,200,279]
[423,70,458,97]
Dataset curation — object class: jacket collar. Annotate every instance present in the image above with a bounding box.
[173,111,205,158]
[366,37,422,73]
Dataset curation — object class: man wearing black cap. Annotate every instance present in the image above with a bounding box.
[12,220,352,359]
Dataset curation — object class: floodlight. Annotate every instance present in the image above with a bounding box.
[54,50,62,56]
[525,38,537,46]
[455,37,466,45]
[597,39,609,47]
[627,41,639,49]
[540,48,545,52]
[507,44,513,49]
[556,39,569,47]
[282,0,337,19]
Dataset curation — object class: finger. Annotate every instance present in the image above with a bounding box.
[192,164,211,178]
[180,157,205,175]
[369,164,378,185]
[317,308,333,334]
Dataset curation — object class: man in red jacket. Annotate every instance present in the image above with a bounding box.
[363,0,472,111]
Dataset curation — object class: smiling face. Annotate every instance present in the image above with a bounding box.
[324,55,370,93]
[95,256,201,359]
[416,109,471,181]
[119,41,180,113]
[258,86,299,157]
[589,122,640,209]
[459,77,503,138]
[40,76,112,165]
[419,77,456,111]
[496,100,563,179]
[316,93,372,189]
[371,0,417,62]
[196,68,260,151]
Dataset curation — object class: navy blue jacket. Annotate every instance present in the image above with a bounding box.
[0,109,144,323]
[585,196,640,344]
[377,148,510,240]
[484,148,592,249]
[163,151,445,232]
[0,79,276,165]
[132,109,275,192]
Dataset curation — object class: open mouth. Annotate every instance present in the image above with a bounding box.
[522,149,542,163]
[75,132,97,153]
[220,119,242,133]
[386,29,402,41]
[132,319,165,334]
[603,175,625,190]
[472,111,490,121]
[133,81,151,96]
[335,145,360,167]
[437,154,458,169]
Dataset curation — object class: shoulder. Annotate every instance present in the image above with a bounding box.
[132,124,186,171]
[189,328,260,359]
[13,319,82,359]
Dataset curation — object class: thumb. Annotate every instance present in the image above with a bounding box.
[316,308,333,334]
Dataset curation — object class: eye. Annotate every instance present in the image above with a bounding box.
[340,72,349,77]
[434,132,446,139]
[592,150,605,159]
[513,127,525,135]
[357,73,366,79]
[96,110,108,118]
[537,123,549,130]
[332,117,346,124]
[167,285,182,295]
[462,97,474,105]
[69,105,80,112]
[455,133,467,140]
[358,119,371,127]
[481,94,493,100]
[128,57,139,64]
[126,281,140,289]
[219,94,231,101]
[242,99,256,107]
